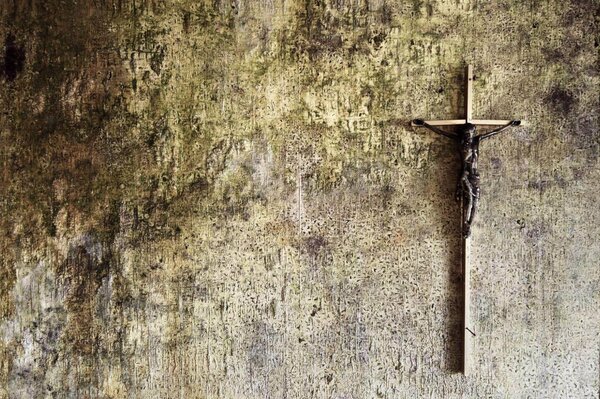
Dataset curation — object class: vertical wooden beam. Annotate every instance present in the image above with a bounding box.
[461,197,474,375]
[462,236,473,374]
[466,65,473,123]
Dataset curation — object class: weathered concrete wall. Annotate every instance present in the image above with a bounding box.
[1,0,598,398]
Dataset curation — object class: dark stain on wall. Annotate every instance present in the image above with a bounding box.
[303,235,328,259]
[545,86,576,115]
[2,33,25,82]
[57,238,111,356]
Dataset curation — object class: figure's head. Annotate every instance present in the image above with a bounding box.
[463,123,476,138]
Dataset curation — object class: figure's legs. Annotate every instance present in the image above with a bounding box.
[461,176,474,237]
[455,180,463,201]
[469,185,480,225]
[464,176,480,238]
[457,162,468,202]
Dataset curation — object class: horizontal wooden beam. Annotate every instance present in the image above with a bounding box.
[470,119,513,125]
[411,119,522,127]
[411,119,466,126]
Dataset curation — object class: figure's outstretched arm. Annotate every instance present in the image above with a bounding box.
[477,120,521,140]
[412,119,458,140]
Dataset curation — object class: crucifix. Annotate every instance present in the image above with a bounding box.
[412,65,521,375]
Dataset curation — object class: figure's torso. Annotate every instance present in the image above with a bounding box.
[459,126,480,176]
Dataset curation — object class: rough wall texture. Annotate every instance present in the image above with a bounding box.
[1,0,599,398]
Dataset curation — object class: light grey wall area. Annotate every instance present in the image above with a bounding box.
[0,0,598,398]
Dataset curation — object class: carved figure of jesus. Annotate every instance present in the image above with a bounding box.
[412,119,521,237]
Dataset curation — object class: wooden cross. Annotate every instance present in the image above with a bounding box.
[412,65,521,375]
